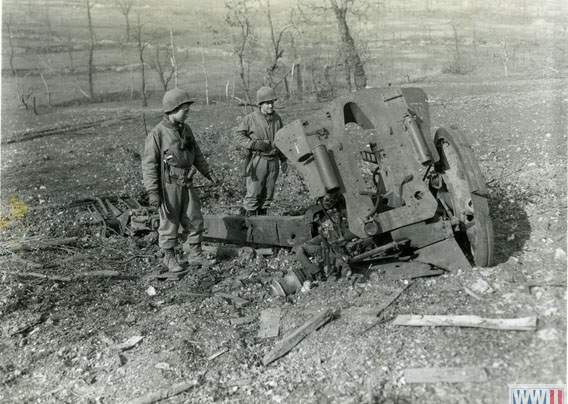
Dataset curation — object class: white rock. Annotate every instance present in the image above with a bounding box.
[554,248,567,263]
[155,362,170,370]
[146,286,156,296]
[468,278,494,295]
[536,328,560,341]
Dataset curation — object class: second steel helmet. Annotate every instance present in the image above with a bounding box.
[163,88,194,113]
[256,86,277,105]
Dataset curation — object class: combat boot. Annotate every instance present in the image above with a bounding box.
[186,243,212,267]
[162,249,184,272]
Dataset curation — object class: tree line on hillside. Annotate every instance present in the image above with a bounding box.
[2,0,565,111]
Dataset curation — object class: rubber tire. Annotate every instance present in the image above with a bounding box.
[434,127,495,267]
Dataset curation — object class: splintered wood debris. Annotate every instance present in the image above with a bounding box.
[393,315,537,331]
[263,308,337,366]
[404,367,489,383]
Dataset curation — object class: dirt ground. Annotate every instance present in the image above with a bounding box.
[1,74,566,403]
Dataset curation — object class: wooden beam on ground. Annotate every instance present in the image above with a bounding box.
[404,367,488,383]
[1,270,136,282]
[0,237,78,253]
[130,379,199,404]
[215,292,249,308]
[262,308,336,366]
[230,315,257,326]
[393,315,537,331]
[177,291,249,307]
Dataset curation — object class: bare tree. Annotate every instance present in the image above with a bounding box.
[497,38,517,77]
[225,0,256,103]
[258,0,293,88]
[198,22,210,106]
[329,0,367,90]
[115,0,135,41]
[134,13,148,107]
[298,0,368,92]
[148,33,189,92]
[85,0,96,99]
[35,59,52,107]
[445,21,465,74]
[4,14,17,76]
[149,45,175,92]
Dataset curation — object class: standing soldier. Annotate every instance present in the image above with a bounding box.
[142,88,218,272]
[234,86,288,216]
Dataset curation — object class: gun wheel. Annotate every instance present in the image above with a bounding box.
[434,127,495,267]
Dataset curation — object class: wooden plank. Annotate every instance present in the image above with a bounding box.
[404,367,488,383]
[177,291,249,307]
[130,379,199,404]
[215,292,249,308]
[393,315,537,331]
[0,237,78,253]
[207,347,228,361]
[262,308,336,366]
[230,315,257,326]
[257,308,281,338]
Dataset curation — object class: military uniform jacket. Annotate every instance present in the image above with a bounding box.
[234,110,285,160]
[142,117,211,195]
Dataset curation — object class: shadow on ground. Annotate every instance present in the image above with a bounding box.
[488,182,532,265]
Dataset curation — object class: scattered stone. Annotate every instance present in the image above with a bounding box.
[238,247,256,262]
[146,286,156,297]
[466,278,494,295]
[115,335,144,351]
[536,328,560,341]
[155,362,170,370]
[554,248,566,263]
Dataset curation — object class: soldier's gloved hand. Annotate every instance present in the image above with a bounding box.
[281,160,288,174]
[148,192,161,208]
[252,140,271,153]
[208,172,220,184]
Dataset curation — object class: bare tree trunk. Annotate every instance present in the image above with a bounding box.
[226,0,253,103]
[225,80,230,104]
[199,23,209,106]
[170,27,178,88]
[329,0,367,90]
[86,0,95,100]
[125,15,130,41]
[283,76,290,99]
[296,63,303,99]
[6,17,16,76]
[154,47,167,91]
[36,63,52,107]
[136,14,148,107]
[451,22,461,73]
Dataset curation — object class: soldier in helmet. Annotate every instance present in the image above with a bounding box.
[142,88,219,272]
[234,86,288,216]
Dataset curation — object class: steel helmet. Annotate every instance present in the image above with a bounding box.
[256,86,277,105]
[163,88,194,113]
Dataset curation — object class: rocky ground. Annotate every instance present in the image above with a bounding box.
[0,75,566,403]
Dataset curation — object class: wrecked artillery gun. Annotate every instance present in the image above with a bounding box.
[72,87,494,296]
[202,87,494,295]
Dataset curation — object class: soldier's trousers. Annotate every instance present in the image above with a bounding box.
[158,181,203,250]
[243,156,280,212]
